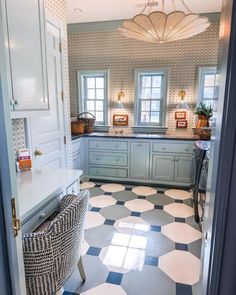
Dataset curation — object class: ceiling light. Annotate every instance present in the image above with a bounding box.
[119,0,211,44]
[74,8,83,13]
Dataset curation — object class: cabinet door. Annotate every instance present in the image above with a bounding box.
[174,155,192,183]
[72,152,81,170]
[130,142,150,179]
[5,0,48,110]
[152,154,175,182]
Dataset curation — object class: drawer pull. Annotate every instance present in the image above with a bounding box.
[95,171,99,175]
[185,147,189,151]
[162,147,166,150]
[96,157,100,161]
[115,158,119,162]
[39,213,46,219]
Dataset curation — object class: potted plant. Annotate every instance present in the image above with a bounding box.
[195,103,213,140]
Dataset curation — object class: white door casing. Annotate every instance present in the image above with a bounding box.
[30,21,66,169]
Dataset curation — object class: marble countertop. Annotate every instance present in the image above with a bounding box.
[195,140,211,151]
[17,168,83,222]
[72,132,198,141]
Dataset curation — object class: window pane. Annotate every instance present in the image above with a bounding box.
[151,101,160,111]
[141,88,151,99]
[86,77,95,88]
[203,100,214,108]
[88,89,95,99]
[96,101,103,111]
[96,77,104,88]
[96,89,104,100]
[87,100,95,111]
[150,112,160,123]
[152,76,162,87]
[141,112,150,123]
[141,101,150,111]
[152,88,161,99]
[96,112,104,122]
[203,87,214,98]
[204,74,215,87]
[142,76,151,87]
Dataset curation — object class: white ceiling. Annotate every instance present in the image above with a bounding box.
[67,0,222,24]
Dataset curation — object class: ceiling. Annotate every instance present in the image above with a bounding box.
[66,0,222,24]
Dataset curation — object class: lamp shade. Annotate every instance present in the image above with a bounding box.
[176,90,189,109]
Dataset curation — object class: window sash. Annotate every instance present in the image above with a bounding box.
[79,71,108,126]
[136,71,167,127]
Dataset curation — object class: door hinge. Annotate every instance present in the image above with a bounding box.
[11,198,20,237]
[64,136,67,145]
[61,90,64,101]
[59,42,62,53]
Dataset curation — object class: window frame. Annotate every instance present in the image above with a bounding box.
[197,66,218,106]
[134,68,169,128]
[77,70,109,127]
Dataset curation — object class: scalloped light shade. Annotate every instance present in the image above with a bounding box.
[119,11,211,44]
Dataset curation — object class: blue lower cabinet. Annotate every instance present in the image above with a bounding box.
[130,142,150,179]
[174,155,192,183]
[152,154,174,182]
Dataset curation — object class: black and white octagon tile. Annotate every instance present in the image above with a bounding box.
[64,182,202,295]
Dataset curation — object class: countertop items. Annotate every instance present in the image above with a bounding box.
[195,140,211,151]
[72,132,198,141]
[17,168,83,222]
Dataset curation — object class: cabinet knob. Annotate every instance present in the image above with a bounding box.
[72,188,75,194]
[14,100,18,105]
[34,149,43,156]
[96,157,100,161]
[162,147,166,150]
[39,212,46,219]
[115,158,119,162]
[185,147,189,151]
[10,100,15,106]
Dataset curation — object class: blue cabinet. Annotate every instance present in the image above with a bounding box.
[152,154,174,182]
[5,0,48,110]
[130,142,150,179]
[174,155,192,183]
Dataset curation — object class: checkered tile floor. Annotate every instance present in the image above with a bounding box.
[64,182,202,295]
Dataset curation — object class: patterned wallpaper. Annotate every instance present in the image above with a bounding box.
[68,19,220,135]
[12,0,71,161]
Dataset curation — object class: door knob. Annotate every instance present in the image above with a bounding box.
[34,149,43,156]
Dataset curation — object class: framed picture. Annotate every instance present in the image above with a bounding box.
[175,111,186,119]
[113,114,129,126]
[176,120,188,128]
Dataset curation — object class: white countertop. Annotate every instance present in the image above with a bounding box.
[17,168,83,222]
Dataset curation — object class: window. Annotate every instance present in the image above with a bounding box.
[135,69,168,128]
[198,66,218,107]
[78,70,108,126]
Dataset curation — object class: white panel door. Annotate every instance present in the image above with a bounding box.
[30,21,65,169]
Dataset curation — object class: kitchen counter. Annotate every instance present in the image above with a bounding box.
[72,132,198,141]
[17,168,83,222]
[195,140,211,151]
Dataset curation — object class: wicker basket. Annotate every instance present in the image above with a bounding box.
[71,120,85,135]
[77,112,95,133]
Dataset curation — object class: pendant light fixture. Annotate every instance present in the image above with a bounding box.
[119,0,211,44]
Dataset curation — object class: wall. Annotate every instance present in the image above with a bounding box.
[12,0,71,160]
[68,15,220,135]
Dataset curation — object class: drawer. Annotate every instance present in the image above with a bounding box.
[71,139,81,154]
[88,139,128,151]
[89,151,128,167]
[66,180,79,195]
[21,193,62,235]
[88,166,127,178]
[152,141,193,154]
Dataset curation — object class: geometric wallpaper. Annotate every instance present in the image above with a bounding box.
[68,17,220,135]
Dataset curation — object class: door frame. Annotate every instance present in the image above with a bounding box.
[202,0,236,294]
[45,13,71,168]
